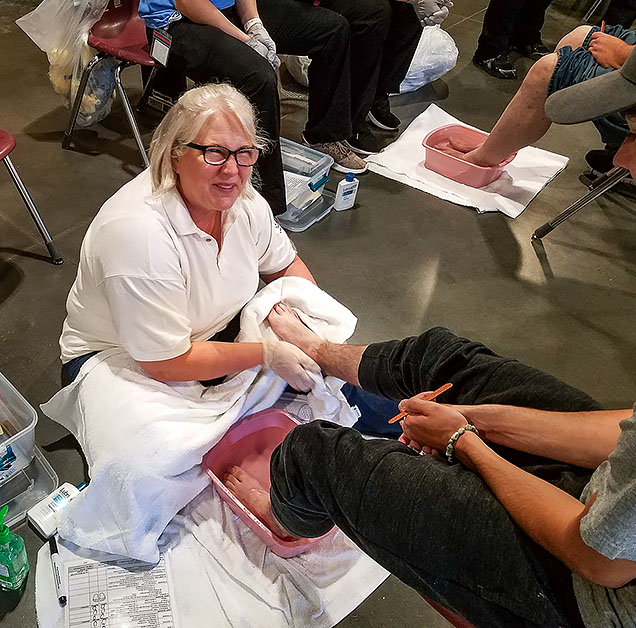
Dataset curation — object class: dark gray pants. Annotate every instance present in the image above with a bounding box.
[270,327,600,628]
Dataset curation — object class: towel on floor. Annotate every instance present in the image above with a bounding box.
[40,277,359,563]
[35,488,389,628]
[366,104,569,218]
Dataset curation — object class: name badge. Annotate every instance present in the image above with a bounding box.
[150,29,172,66]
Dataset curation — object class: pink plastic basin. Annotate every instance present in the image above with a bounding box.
[202,408,335,558]
[423,124,516,188]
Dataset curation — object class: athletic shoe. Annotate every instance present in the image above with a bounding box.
[514,41,551,61]
[344,127,391,156]
[473,53,517,79]
[585,148,618,177]
[301,134,368,174]
[368,95,401,131]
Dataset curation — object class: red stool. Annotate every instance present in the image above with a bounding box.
[423,596,476,628]
[62,0,156,167]
[0,129,63,264]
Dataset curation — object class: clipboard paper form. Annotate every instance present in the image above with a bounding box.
[65,553,178,628]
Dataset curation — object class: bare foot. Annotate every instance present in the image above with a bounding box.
[224,465,296,541]
[267,303,322,357]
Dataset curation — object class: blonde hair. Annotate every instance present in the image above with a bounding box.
[149,83,269,197]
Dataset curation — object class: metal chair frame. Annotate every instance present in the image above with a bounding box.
[1,135,63,264]
[531,166,630,240]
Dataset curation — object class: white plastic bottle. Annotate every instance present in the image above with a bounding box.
[26,482,87,538]
[334,172,359,211]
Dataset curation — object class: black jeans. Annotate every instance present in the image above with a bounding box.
[269,327,600,628]
[475,0,554,59]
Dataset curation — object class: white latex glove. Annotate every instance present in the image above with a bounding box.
[408,0,450,26]
[262,340,320,392]
[245,18,281,69]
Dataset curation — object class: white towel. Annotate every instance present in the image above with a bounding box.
[40,277,359,563]
[35,488,389,628]
[366,104,569,218]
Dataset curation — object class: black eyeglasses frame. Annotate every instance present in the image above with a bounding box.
[185,142,261,167]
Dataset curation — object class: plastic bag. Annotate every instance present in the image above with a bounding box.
[16,0,114,126]
[399,25,458,93]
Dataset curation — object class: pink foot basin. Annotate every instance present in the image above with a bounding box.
[423,124,516,188]
[202,408,335,558]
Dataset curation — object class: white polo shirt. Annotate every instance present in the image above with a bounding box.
[60,170,296,363]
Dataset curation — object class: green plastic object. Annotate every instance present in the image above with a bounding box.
[0,505,10,544]
[0,505,29,590]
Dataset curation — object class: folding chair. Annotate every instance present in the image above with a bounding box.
[0,129,63,265]
[531,166,630,240]
[62,0,157,167]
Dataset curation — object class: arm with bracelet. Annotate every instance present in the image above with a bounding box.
[398,397,636,588]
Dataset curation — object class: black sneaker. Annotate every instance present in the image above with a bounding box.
[368,95,401,131]
[344,127,391,156]
[473,53,517,79]
[585,148,618,177]
[514,41,551,61]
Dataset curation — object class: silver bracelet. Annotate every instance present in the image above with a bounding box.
[445,424,479,463]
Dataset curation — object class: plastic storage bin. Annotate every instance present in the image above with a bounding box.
[0,372,58,528]
[423,124,516,188]
[202,409,335,557]
[277,138,335,232]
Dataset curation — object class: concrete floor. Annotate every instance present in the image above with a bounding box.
[1,0,635,625]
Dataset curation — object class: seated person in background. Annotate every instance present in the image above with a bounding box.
[139,0,449,184]
[223,68,636,628]
[441,25,635,171]
[60,82,399,433]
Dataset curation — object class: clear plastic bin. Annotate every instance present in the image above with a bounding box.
[0,372,38,485]
[278,138,335,232]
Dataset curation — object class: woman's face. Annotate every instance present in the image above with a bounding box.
[174,113,253,214]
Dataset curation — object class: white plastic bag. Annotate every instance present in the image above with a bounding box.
[399,25,458,93]
[16,0,114,126]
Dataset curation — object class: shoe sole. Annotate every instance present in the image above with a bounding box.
[367,111,400,132]
[472,59,517,80]
[343,140,376,157]
[331,160,368,175]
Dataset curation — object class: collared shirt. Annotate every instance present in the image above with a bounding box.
[60,170,295,363]
[138,0,235,29]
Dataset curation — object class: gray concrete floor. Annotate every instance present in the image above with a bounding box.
[1,0,635,626]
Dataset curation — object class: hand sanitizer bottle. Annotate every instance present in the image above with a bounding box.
[0,505,29,590]
[334,172,359,211]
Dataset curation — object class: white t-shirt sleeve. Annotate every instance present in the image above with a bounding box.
[102,275,193,362]
[249,195,296,275]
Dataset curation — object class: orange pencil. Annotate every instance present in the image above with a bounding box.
[601,20,606,32]
[387,383,453,424]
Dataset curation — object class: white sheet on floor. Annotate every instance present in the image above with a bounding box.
[365,104,569,218]
[35,489,389,628]
[40,276,359,564]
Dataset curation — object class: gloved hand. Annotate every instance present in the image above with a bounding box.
[262,340,321,392]
[408,0,450,26]
[244,18,281,69]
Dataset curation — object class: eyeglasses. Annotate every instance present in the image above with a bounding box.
[186,143,260,167]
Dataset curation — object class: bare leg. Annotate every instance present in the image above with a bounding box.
[224,465,297,540]
[267,303,366,386]
[459,26,593,167]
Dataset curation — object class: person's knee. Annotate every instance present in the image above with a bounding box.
[351,0,392,32]
[521,53,558,91]
[556,25,593,51]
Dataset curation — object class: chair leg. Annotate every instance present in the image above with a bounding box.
[62,52,108,150]
[3,156,63,265]
[114,63,150,168]
[531,167,630,241]
[137,66,158,114]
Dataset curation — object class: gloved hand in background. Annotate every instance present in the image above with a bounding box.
[408,0,452,26]
[262,340,320,392]
[244,18,281,69]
